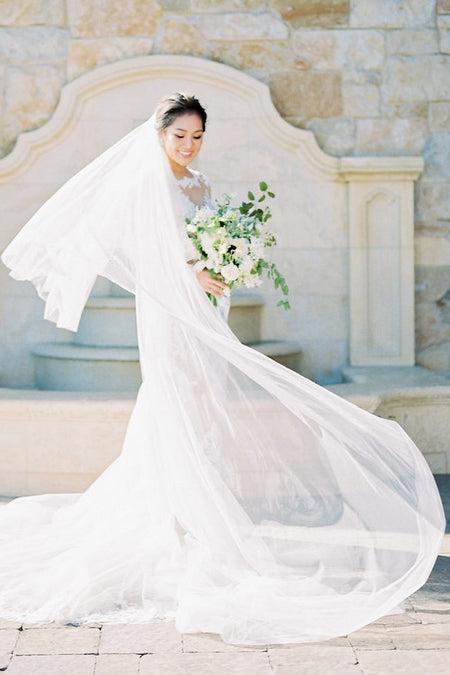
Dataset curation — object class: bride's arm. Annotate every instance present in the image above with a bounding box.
[187,259,227,297]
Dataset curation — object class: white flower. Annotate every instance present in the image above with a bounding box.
[232,238,248,259]
[200,231,215,254]
[218,241,229,256]
[206,253,221,271]
[220,263,240,282]
[244,273,263,288]
[186,222,197,233]
[240,256,254,272]
[194,207,215,224]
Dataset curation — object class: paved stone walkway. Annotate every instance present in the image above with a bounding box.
[1,476,449,674]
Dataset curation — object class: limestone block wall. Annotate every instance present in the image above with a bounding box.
[1,0,449,375]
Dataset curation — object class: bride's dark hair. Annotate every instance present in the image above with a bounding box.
[155,92,207,132]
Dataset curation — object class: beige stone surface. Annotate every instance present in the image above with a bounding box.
[68,37,153,80]
[276,666,363,675]
[415,265,450,302]
[0,26,68,62]
[350,0,436,28]
[0,0,65,27]
[305,117,355,155]
[4,64,64,128]
[269,644,358,668]
[375,391,450,466]
[345,172,419,366]
[159,0,190,8]
[0,628,19,654]
[424,131,450,179]
[423,452,448,474]
[343,83,380,117]
[415,235,450,267]
[429,102,450,131]
[357,650,450,674]
[414,610,450,624]
[438,0,450,12]
[270,71,342,118]
[94,653,140,674]
[383,101,428,119]
[192,0,264,9]
[417,343,450,376]
[6,654,96,675]
[384,55,450,103]
[356,117,428,154]
[140,651,273,674]
[209,40,294,77]
[0,652,12,670]
[15,627,100,655]
[197,12,288,41]
[417,181,450,223]
[415,302,448,352]
[386,29,439,54]
[348,630,395,650]
[67,0,162,38]
[384,623,450,649]
[0,620,22,629]
[292,29,384,71]
[438,15,450,52]
[182,631,267,652]
[156,18,207,56]
[271,0,349,28]
[99,621,182,654]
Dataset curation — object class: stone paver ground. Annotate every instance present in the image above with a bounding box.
[1,476,449,674]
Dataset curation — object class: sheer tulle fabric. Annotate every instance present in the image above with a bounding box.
[0,116,444,644]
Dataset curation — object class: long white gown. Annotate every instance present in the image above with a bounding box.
[0,119,445,646]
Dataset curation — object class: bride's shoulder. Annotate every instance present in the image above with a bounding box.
[189,168,210,188]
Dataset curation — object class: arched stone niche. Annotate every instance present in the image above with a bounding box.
[0,55,422,386]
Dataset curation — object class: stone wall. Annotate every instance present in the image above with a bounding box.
[1,0,449,374]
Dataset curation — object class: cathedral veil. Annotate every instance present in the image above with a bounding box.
[0,114,445,644]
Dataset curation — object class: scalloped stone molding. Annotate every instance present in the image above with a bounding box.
[0,55,424,386]
[0,55,340,183]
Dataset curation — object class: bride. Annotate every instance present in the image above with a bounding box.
[0,93,445,645]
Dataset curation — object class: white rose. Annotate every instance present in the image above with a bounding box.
[240,256,254,272]
[200,231,215,253]
[220,263,240,282]
[232,238,248,258]
[195,207,215,223]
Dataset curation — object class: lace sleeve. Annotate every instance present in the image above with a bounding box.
[198,171,211,198]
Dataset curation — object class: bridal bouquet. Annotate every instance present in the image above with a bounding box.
[185,182,290,310]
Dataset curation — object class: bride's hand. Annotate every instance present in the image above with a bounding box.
[196,268,229,297]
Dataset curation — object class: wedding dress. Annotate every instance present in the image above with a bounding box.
[0,115,444,645]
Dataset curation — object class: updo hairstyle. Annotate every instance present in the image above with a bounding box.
[154,92,207,133]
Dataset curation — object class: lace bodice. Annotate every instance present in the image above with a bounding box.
[174,169,214,261]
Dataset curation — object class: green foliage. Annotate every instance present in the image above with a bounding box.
[185,181,290,310]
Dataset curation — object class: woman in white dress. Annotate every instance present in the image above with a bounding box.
[0,93,445,645]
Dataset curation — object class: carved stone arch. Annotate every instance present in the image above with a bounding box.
[0,55,423,387]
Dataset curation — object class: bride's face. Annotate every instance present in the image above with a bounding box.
[160,113,204,173]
